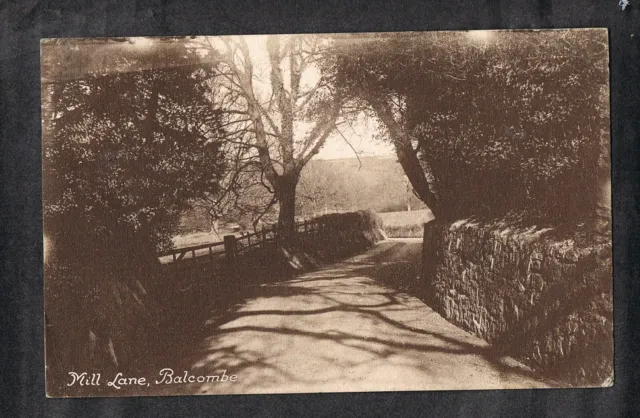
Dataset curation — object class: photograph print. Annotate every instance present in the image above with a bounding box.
[42,29,612,397]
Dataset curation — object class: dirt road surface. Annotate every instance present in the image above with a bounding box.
[167,239,552,395]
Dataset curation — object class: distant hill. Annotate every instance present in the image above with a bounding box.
[177,156,426,234]
[297,156,426,216]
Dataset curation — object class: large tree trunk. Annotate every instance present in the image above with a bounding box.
[366,98,444,219]
[393,140,443,218]
[276,173,299,242]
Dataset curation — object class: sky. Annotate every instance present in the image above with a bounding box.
[314,123,394,160]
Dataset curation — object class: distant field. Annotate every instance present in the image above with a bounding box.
[172,231,222,249]
[378,208,434,227]
[379,209,434,238]
[171,227,244,249]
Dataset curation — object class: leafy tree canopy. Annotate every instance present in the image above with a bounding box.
[332,30,609,221]
[43,39,227,256]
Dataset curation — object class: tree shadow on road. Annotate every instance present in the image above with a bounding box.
[159,241,555,394]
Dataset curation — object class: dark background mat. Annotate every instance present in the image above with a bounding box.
[1,0,638,416]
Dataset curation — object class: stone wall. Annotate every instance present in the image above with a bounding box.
[422,219,612,385]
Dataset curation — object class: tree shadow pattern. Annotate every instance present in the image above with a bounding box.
[153,241,554,395]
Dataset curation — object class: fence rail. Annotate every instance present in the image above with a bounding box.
[159,219,322,266]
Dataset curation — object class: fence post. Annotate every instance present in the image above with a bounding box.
[224,235,237,265]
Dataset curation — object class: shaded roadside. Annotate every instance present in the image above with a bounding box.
[155,239,554,396]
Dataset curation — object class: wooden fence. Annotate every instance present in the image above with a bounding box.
[159,219,322,266]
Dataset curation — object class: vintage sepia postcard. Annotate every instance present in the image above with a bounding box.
[42,29,612,397]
